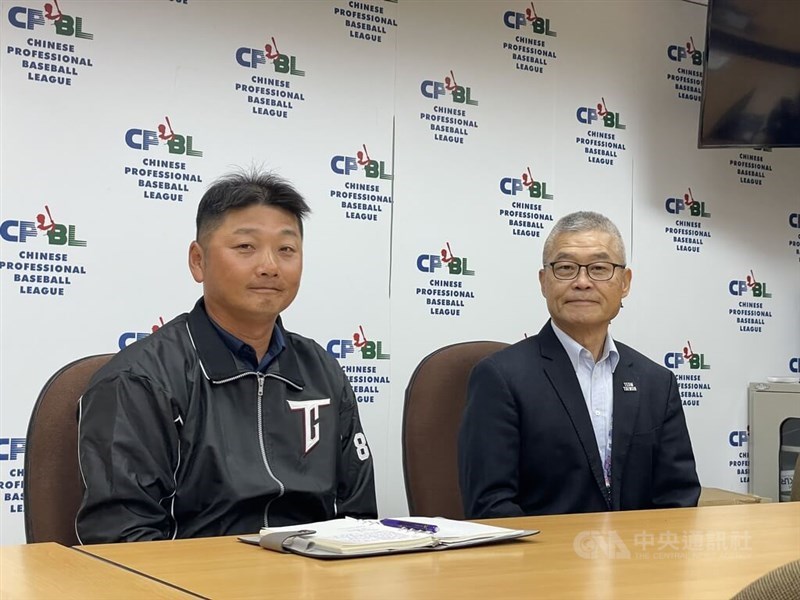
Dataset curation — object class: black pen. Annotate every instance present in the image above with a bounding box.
[380,518,439,534]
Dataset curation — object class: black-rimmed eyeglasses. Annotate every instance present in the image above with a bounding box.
[547,261,626,281]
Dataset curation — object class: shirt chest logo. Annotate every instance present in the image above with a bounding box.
[286,398,331,453]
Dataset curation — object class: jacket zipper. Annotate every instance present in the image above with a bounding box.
[211,371,287,528]
[256,373,286,527]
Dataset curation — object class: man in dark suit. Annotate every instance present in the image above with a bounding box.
[458,211,700,518]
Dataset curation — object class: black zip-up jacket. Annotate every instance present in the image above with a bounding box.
[76,300,377,543]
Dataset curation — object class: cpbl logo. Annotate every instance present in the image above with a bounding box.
[664,341,711,370]
[0,438,25,460]
[728,270,772,298]
[500,166,553,199]
[421,70,478,105]
[789,357,799,374]
[330,145,392,180]
[502,2,557,36]
[118,317,165,350]
[576,97,626,129]
[417,242,475,276]
[235,36,305,76]
[790,213,799,228]
[729,429,749,447]
[667,36,703,65]
[0,204,86,246]
[125,116,203,157]
[327,326,390,360]
[665,187,710,217]
[7,0,93,38]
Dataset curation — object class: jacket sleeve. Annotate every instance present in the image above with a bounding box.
[76,371,181,543]
[651,373,701,508]
[458,357,525,519]
[335,374,377,519]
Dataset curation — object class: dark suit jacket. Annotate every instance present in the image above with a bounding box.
[458,321,700,518]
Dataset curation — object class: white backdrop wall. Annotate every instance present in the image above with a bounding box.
[1,0,798,545]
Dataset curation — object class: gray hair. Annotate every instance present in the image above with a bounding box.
[542,211,626,264]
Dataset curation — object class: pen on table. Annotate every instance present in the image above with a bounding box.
[380,518,439,533]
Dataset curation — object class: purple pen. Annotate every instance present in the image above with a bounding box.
[380,518,439,534]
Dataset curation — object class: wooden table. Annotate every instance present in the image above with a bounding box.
[0,542,197,599]
[76,503,800,600]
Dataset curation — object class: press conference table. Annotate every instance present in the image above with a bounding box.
[0,542,195,599]
[72,502,799,600]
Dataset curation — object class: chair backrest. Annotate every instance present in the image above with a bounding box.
[24,353,114,545]
[730,559,800,600]
[402,341,509,519]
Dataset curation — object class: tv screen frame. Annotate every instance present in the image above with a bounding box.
[699,0,800,149]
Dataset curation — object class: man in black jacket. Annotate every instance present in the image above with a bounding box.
[76,171,377,543]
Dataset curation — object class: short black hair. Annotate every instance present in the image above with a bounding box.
[195,170,310,243]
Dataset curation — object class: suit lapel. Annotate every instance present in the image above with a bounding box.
[610,349,641,509]
[539,322,609,507]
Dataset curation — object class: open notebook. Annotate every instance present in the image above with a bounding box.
[238,517,538,559]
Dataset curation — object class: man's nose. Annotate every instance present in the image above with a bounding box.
[256,250,279,275]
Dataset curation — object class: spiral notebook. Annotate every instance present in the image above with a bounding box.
[238,516,538,559]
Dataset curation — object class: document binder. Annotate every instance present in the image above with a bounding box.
[238,517,539,559]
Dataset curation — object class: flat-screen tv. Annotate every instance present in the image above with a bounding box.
[699,0,800,148]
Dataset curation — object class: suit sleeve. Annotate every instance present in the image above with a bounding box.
[76,372,180,543]
[652,373,701,508]
[458,357,525,518]
[335,374,377,519]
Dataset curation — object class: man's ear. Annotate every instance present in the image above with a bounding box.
[188,241,205,283]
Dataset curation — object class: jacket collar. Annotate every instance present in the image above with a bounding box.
[186,298,304,388]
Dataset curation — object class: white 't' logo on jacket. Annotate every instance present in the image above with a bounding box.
[286,398,331,454]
